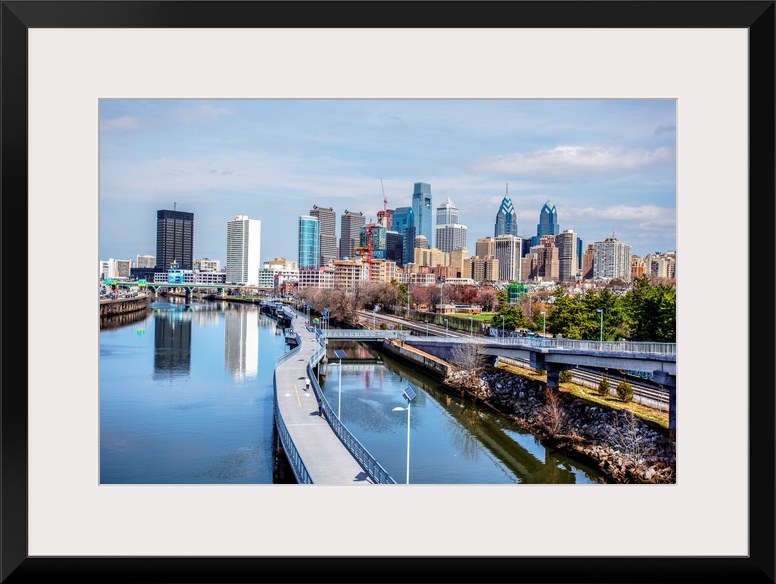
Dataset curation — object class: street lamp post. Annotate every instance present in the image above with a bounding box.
[425,320,428,336]
[541,310,546,337]
[392,386,416,484]
[445,318,448,334]
[501,315,505,337]
[333,349,347,419]
[469,316,473,336]
[596,309,603,342]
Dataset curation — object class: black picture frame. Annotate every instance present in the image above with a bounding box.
[2,2,773,583]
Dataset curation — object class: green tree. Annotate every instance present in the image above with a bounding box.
[546,288,588,339]
[622,277,676,342]
[616,378,634,402]
[495,289,508,312]
[582,288,626,341]
[598,375,611,397]
[490,301,527,332]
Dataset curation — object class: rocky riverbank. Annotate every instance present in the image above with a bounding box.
[444,366,676,484]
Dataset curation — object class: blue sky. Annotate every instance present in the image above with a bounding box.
[99,99,676,265]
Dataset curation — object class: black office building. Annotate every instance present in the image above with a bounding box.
[156,209,194,270]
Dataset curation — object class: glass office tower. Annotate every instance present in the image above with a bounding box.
[298,215,320,270]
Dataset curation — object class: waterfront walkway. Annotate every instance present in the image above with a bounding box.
[274,316,375,484]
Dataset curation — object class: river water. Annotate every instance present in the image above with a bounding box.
[99,298,607,484]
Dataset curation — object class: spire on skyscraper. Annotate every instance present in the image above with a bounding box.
[494,183,517,237]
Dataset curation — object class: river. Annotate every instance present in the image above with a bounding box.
[99,298,607,484]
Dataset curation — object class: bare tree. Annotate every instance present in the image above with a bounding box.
[606,410,651,467]
[538,389,568,437]
[447,342,487,398]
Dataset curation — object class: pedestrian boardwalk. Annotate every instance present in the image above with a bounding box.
[274,317,375,484]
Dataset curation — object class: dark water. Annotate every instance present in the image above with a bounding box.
[100,299,607,484]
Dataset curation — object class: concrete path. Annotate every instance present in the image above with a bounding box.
[275,316,374,485]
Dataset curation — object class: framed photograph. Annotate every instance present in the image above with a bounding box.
[3,1,773,582]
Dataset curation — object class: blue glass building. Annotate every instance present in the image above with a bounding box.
[494,192,518,237]
[298,215,320,269]
[532,200,560,246]
[412,182,433,247]
[392,206,415,267]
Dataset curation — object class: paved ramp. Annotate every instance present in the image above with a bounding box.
[275,320,375,484]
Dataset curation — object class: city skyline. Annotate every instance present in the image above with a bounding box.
[99,99,676,265]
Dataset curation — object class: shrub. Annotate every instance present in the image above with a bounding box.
[616,378,633,402]
[559,370,573,383]
[598,376,610,397]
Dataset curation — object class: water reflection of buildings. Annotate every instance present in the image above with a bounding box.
[153,314,192,378]
[224,308,259,380]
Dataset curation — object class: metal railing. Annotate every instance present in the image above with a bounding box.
[273,339,312,484]
[273,331,396,484]
[273,371,313,484]
[306,347,396,485]
[319,329,412,341]
[410,335,676,357]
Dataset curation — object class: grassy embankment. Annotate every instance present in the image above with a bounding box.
[497,360,669,430]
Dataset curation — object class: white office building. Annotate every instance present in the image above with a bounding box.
[226,215,262,285]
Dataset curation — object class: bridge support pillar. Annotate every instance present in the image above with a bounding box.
[545,363,564,392]
[652,370,676,439]
[185,288,193,302]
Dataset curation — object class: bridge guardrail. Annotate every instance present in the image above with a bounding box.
[411,335,676,357]
[319,330,412,341]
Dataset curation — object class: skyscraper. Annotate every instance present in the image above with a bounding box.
[436,197,459,226]
[385,231,403,264]
[494,185,518,237]
[556,229,579,282]
[533,200,559,246]
[436,224,468,253]
[310,205,337,266]
[226,215,262,285]
[594,237,633,280]
[475,237,495,259]
[156,208,194,270]
[377,208,394,230]
[339,210,365,260]
[360,224,387,259]
[392,206,415,267]
[298,215,320,270]
[494,234,522,282]
[435,197,467,253]
[411,182,433,247]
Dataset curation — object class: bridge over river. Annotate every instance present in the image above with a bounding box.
[274,319,677,483]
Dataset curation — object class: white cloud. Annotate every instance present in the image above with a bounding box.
[172,103,233,125]
[474,145,675,176]
[100,116,141,133]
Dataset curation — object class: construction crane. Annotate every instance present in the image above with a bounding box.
[377,178,390,229]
